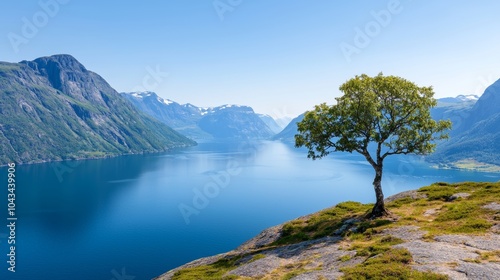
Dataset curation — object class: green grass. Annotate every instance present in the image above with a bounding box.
[341,248,448,280]
[172,182,500,279]
[392,181,500,235]
[347,234,404,258]
[272,201,373,245]
[172,256,241,280]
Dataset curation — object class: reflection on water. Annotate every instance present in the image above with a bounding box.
[0,141,498,280]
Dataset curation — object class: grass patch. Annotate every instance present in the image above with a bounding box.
[338,254,352,262]
[341,248,448,280]
[429,201,492,234]
[347,234,404,257]
[263,260,319,280]
[251,254,266,261]
[479,250,500,262]
[418,182,456,201]
[172,256,242,280]
[396,182,500,235]
[272,201,372,246]
[387,197,416,208]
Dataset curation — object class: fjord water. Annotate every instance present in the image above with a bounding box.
[1,141,499,280]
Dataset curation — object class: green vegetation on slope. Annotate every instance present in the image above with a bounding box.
[0,56,195,165]
[171,181,500,279]
[341,248,447,280]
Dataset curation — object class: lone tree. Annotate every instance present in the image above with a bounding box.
[295,73,451,218]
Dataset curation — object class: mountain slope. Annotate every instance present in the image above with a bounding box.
[431,96,478,136]
[198,105,274,139]
[123,92,275,141]
[431,79,500,166]
[121,92,212,140]
[258,114,282,134]
[0,55,194,165]
[272,113,305,142]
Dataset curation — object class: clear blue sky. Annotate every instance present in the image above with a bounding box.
[1,0,500,118]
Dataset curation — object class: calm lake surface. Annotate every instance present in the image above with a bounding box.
[1,141,499,280]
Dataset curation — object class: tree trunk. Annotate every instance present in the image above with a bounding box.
[370,165,388,218]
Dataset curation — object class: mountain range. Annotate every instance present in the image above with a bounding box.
[122,91,278,141]
[272,113,305,142]
[1,54,498,168]
[429,79,500,166]
[271,90,500,167]
[0,55,194,165]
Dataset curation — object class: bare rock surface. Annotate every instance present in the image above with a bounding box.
[291,270,343,280]
[381,225,426,241]
[482,202,500,211]
[424,208,439,217]
[434,234,500,251]
[393,233,500,280]
[384,190,427,203]
[237,224,283,251]
[457,262,500,279]
[394,240,479,264]
[448,192,471,201]
[491,224,500,233]
[413,264,469,280]
[227,255,287,278]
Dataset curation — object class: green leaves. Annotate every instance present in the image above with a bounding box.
[295,73,451,161]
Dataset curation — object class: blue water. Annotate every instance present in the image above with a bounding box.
[0,141,498,280]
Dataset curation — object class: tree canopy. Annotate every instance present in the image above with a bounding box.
[295,73,451,217]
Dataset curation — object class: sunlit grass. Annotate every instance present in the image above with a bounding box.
[172,181,500,279]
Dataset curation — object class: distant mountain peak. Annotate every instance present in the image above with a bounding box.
[468,78,500,123]
[124,92,252,114]
[126,91,155,98]
[19,54,92,94]
[122,91,274,140]
[158,97,174,105]
[218,104,243,109]
[456,94,479,101]
[479,78,500,100]
[125,91,176,106]
[437,94,479,104]
[22,54,87,73]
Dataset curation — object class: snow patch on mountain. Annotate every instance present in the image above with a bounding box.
[130,91,154,98]
[157,96,174,105]
[456,94,479,101]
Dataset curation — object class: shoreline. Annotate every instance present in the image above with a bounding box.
[0,143,196,168]
[430,159,500,173]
